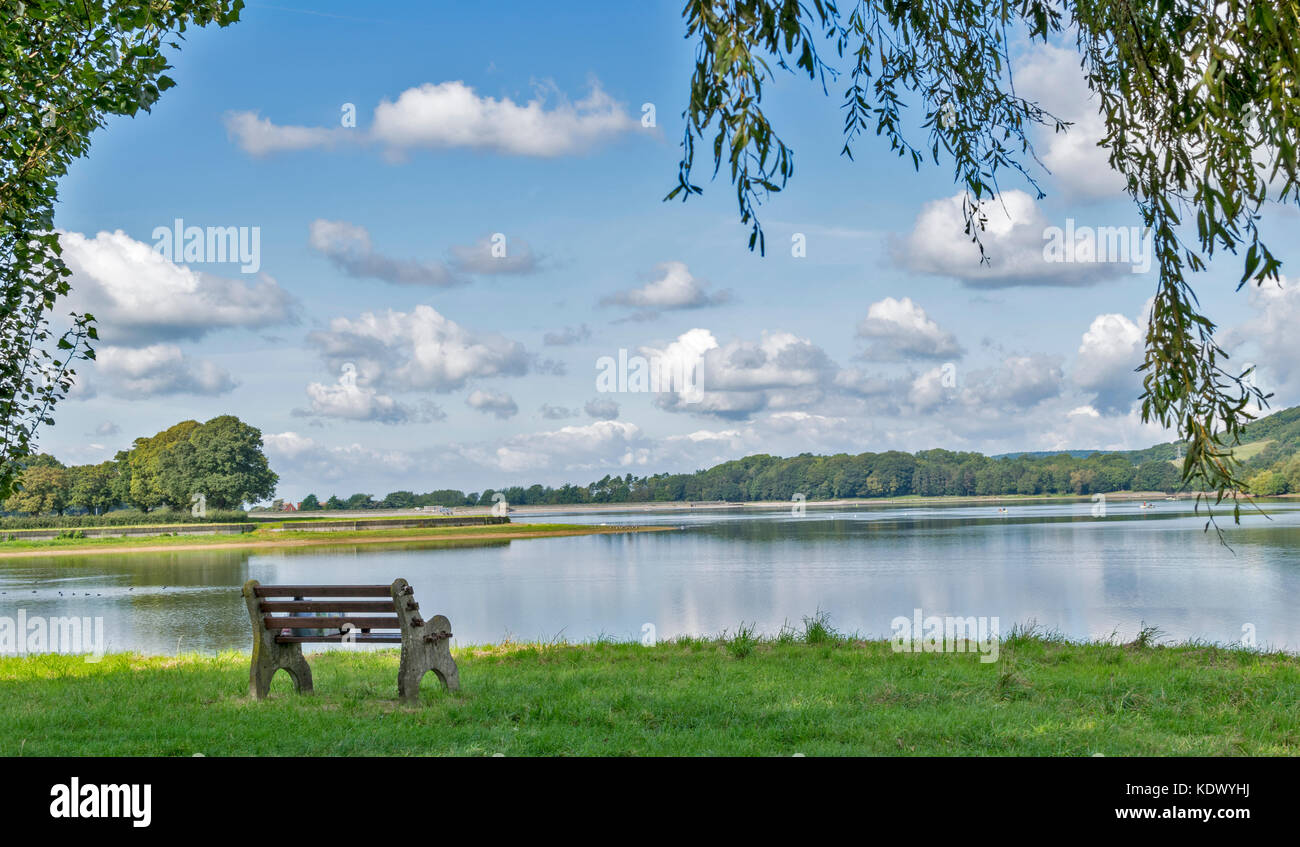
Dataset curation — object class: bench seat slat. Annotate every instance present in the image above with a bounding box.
[260,600,397,613]
[265,616,401,630]
[254,585,393,598]
[275,635,403,644]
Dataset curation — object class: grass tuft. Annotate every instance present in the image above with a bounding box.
[801,609,839,645]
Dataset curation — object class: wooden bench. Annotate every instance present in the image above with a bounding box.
[241,578,459,703]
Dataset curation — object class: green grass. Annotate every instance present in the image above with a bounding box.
[1,628,1295,756]
[0,522,654,554]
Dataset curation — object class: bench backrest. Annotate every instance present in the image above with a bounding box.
[244,580,420,644]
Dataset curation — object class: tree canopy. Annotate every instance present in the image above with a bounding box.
[2,414,275,516]
[669,0,1298,519]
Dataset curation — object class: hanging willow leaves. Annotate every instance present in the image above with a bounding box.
[669,0,1296,523]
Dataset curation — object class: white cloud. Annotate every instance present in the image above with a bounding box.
[1221,276,1300,402]
[584,397,620,420]
[907,354,1063,414]
[263,432,425,486]
[61,230,295,344]
[543,324,592,346]
[296,370,442,425]
[226,80,638,158]
[448,234,540,275]
[1073,313,1144,414]
[308,219,462,287]
[307,305,530,392]
[465,420,647,474]
[602,261,730,313]
[971,354,1065,409]
[647,328,836,419]
[222,111,355,156]
[894,191,1123,287]
[466,389,519,419]
[93,344,237,398]
[1016,45,1127,200]
[539,403,578,420]
[856,296,963,360]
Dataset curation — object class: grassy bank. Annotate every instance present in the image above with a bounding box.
[2,626,1295,755]
[0,522,670,557]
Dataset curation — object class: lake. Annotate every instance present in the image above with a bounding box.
[3,499,1299,655]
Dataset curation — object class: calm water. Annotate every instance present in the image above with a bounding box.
[3,499,1299,654]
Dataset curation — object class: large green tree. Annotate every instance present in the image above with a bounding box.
[175,414,277,509]
[0,0,243,500]
[67,459,118,514]
[3,460,70,514]
[122,418,198,510]
[669,0,1298,519]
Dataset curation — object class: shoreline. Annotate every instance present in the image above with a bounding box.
[0,523,672,559]
[328,490,1280,519]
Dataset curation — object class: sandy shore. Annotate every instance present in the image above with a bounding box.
[0,524,672,559]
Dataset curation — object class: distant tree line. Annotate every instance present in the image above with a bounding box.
[300,448,1193,511]
[1,416,277,518]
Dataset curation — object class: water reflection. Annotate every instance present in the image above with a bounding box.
[2,502,1298,654]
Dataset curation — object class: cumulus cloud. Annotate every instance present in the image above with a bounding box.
[1015,45,1127,200]
[906,353,1062,415]
[294,366,444,425]
[226,80,638,158]
[466,389,519,419]
[584,397,620,420]
[647,328,836,419]
[222,111,355,156]
[60,230,295,345]
[894,191,1130,287]
[463,420,647,474]
[601,262,731,315]
[971,354,1066,409]
[1073,313,1144,414]
[447,234,540,275]
[264,431,428,486]
[93,344,237,398]
[307,305,529,392]
[543,324,592,346]
[1221,276,1300,401]
[308,219,462,287]
[539,403,578,420]
[856,297,963,360]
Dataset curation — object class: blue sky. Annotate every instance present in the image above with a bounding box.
[44,1,1299,501]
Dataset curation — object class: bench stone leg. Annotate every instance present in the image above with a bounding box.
[250,642,314,699]
[243,579,314,699]
[392,580,461,703]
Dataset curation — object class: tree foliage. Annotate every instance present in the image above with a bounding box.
[668,0,1298,519]
[2,414,275,515]
[0,0,243,500]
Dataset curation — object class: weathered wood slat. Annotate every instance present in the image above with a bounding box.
[265,616,401,630]
[260,600,396,613]
[253,585,392,597]
[275,635,403,644]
